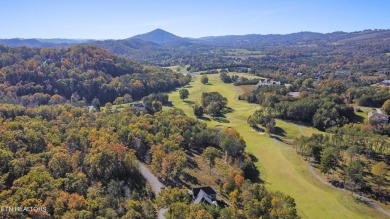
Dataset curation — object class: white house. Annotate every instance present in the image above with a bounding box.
[258,79,281,86]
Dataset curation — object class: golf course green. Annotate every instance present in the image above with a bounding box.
[169,73,389,219]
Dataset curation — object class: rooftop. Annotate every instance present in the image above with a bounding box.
[368,112,388,121]
[192,186,216,197]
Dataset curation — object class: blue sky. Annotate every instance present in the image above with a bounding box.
[1,0,389,39]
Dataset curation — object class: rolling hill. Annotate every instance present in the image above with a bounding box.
[130,28,183,44]
[1,29,390,69]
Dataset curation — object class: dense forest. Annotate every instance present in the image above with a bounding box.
[0,103,299,218]
[0,45,190,106]
[0,42,303,218]
[0,104,151,218]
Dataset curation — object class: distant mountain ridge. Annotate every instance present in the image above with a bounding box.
[36,38,91,44]
[1,28,390,67]
[0,38,61,48]
[0,38,91,48]
[2,28,390,49]
[197,30,390,46]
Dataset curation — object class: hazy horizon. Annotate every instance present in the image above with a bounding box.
[2,28,390,41]
[1,0,389,39]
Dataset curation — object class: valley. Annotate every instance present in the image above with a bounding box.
[168,72,389,218]
[0,26,389,219]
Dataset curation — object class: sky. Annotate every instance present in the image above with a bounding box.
[1,0,389,39]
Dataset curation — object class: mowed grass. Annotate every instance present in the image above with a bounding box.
[169,73,389,219]
[352,106,377,123]
[165,65,190,74]
[227,72,265,79]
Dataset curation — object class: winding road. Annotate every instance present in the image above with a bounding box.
[138,163,167,219]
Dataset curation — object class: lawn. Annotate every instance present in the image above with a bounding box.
[168,73,389,219]
[353,106,377,123]
[227,72,264,79]
[165,65,190,74]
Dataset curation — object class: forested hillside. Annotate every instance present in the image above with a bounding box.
[89,29,390,74]
[0,104,299,218]
[0,45,190,106]
[2,29,390,74]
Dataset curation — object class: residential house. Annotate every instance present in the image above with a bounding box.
[190,187,217,206]
[87,105,95,113]
[312,71,322,80]
[258,79,281,86]
[129,102,146,111]
[379,80,390,86]
[368,112,389,124]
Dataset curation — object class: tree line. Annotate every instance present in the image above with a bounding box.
[240,81,355,131]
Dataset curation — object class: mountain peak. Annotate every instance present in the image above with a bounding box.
[151,28,167,32]
[131,28,182,44]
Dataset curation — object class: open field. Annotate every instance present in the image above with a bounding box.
[237,84,257,93]
[226,72,265,79]
[165,65,190,74]
[169,73,389,219]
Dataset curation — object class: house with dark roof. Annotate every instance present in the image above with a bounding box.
[368,112,389,124]
[129,102,146,110]
[190,187,217,206]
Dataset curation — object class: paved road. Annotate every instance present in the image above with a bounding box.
[138,163,167,219]
[157,208,168,219]
[139,163,164,194]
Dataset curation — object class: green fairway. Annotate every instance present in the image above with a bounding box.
[169,73,389,219]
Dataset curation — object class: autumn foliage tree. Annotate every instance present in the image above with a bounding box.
[219,127,246,163]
